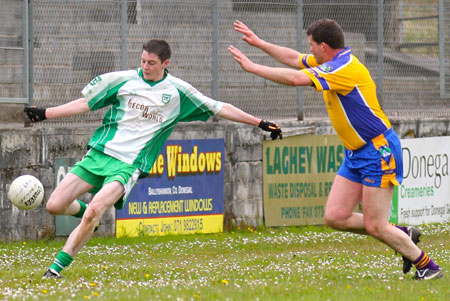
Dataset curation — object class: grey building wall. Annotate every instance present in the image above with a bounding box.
[1,118,449,241]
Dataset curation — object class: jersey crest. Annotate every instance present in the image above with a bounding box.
[318,64,333,73]
[162,93,171,104]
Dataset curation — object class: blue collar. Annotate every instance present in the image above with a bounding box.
[333,46,352,61]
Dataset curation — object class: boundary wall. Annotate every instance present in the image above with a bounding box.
[1,118,449,241]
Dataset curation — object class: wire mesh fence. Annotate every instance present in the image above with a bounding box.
[440,0,450,98]
[0,0,27,103]
[1,0,449,125]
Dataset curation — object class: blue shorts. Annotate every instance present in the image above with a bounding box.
[337,128,403,188]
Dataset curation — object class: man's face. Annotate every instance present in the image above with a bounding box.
[308,35,326,64]
[140,50,169,81]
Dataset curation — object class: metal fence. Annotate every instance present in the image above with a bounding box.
[440,0,450,98]
[0,0,29,104]
[1,0,449,125]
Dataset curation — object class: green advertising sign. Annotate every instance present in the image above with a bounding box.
[55,158,79,236]
[263,135,344,226]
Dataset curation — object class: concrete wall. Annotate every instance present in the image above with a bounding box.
[1,118,449,241]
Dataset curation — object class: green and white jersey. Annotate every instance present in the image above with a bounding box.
[81,68,223,173]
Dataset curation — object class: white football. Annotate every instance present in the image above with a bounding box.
[8,175,44,210]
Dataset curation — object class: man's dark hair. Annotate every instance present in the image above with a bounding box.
[306,19,345,49]
[143,39,171,62]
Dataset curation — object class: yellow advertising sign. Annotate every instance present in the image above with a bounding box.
[116,214,223,237]
[263,135,344,226]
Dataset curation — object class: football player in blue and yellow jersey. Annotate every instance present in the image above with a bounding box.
[229,18,443,280]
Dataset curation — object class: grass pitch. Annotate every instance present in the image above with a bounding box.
[0,223,448,300]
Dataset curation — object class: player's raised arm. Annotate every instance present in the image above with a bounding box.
[234,20,302,68]
[217,103,282,140]
[228,45,312,87]
[24,98,91,122]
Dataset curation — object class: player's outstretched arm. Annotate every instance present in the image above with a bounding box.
[24,98,91,122]
[228,45,312,87]
[217,103,282,140]
[234,20,302,69]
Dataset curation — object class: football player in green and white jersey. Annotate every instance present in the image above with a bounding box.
[24,39,282,279]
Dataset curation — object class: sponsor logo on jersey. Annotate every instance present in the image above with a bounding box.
[128,99,163,123]
[142,111,163,123]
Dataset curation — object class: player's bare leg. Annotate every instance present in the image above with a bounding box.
[361,184,421,260]
[325,180,443,280]
[63,181,124,256]
[326,176,422,262]
[43,181,124,279]
[324,175,367,234]
[46,173,93,215]
[361,184,443,280]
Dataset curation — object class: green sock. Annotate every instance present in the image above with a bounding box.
[72,200,87,218]
[50,251,73,273]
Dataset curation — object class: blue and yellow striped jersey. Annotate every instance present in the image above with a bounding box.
[300,47,391,150]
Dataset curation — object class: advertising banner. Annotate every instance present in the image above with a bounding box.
[55,158,79,236]
[390,136,450,225]
[116,139,225,237]
[263,135,344,226]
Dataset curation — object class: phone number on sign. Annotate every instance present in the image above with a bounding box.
[183,218,204,231]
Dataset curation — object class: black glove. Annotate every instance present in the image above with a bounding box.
[24,106,47,122]
[258,120,283,140]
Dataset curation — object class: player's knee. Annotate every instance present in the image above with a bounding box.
[82,204,102,226]
[324,211,341,230]
[364,221,383,238]
[45,196,64,215]
[324,209,354,231]
[45,202,57,215]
